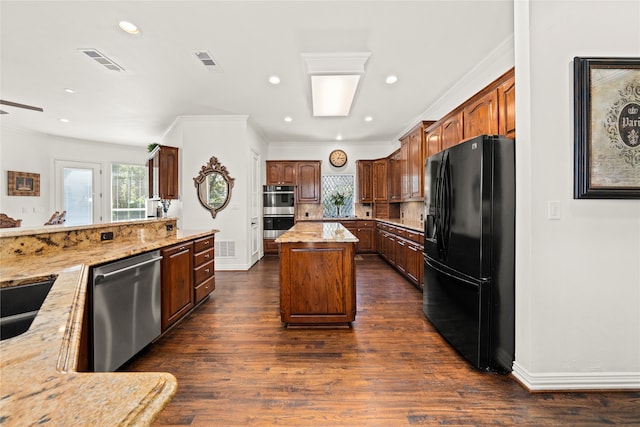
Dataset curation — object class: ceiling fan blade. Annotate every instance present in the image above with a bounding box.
[0,99,44,112]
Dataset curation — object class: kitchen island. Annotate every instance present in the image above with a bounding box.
[275,222,358,326]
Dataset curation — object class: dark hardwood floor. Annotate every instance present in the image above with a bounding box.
[125,255,640,426]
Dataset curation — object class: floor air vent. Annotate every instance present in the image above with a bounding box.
[215,241,235,257]
[79,48,125,71]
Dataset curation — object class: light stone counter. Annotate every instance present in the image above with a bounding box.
[0,218,218,426]
[275,221,358,243]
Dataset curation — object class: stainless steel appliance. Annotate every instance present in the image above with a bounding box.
[423,135,515,372]
[263,185,295,238]
[92,250,162,372]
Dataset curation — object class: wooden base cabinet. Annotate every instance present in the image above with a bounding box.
[161,242,194,331]
[193,235,215,304]
[376,222,424,290]
[279,241,356,325]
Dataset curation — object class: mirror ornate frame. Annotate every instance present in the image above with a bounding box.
[193,156,235,218]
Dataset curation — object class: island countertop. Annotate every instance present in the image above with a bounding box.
[0,219,218,426]
[275,221,358,243]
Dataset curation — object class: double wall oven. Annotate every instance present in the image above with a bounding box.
[263,185,295,239]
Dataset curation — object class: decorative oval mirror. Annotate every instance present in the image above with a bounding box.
[193,156,235,218]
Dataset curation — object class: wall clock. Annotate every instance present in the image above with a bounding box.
[329,149,348,167]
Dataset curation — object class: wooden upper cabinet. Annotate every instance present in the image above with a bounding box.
[498,74,516,139]
[388,150,402,202]
[463,89,498,139]
[441,111,464,151]
[408,128,424,199]
[296,161,320,203]
[399,139,410,201]
[425,125,442,159]
[356,160,373,203]
[266,161,296,185]
[148,145,179,199]
[372,158,388,202]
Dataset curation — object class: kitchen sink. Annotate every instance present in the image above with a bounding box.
[0,276,56,340]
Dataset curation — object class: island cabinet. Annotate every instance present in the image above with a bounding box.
[356,160,373,203]
[193,234,215,304]
[161,241,194,331]
[147,144,179,199]
[277,222,357,326]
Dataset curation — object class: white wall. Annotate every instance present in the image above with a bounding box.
[268,140,398,174]
[0,125,147,227]
[512,0,640,390]
[159,116,268,271]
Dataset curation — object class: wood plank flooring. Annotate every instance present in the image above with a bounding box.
[125,255,640,426]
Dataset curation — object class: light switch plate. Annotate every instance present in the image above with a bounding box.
[547,201,561,220]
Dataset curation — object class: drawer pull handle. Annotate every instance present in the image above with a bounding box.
[205,254,210,259]
[204,269,210,274]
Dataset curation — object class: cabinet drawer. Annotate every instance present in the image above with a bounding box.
[194,260,214,284]
[195,275,215,303]
[194,248,214,268]
[393,227,406,238]
[357,220,374,228]
[194,236,214,253]
[406,230,422,243]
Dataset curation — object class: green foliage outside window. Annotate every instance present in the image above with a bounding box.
[112,163,147,221]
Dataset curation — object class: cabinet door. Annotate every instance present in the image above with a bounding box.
[357,160,373,203]
[388,150,402,202]
[405,242,422,287]
[498,75,516,139]
[297,161,320,203]
[441,111,464,150]
[400,139,410,201]
[408,129,423,199]
[373,159,388,202]
[161,242,194,331]
[464,90,498,139]
[148,145,179,199]
[425,126,441,159]
[266,161,297,185]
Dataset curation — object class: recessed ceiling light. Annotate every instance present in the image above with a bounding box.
[63,88,75,94]
[336,134,343,141]
[284,116,292,122]
[118,21,140,35]
[364,116,373,122]
[269,75,281,85]
[385,74,398,85]
[58,118,70,123]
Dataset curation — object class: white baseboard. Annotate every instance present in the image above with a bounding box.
[512,362,640,391]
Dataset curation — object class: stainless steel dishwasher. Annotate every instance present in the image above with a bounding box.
[92,250,162,372]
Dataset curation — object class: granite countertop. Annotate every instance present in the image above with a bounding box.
[295,217,424,233]
[0,227,217,426]
[275,222,358,243]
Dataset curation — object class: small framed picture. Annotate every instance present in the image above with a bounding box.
[574,57,640,199]
[8,171,40,196]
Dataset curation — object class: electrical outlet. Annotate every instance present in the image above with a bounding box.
[101,231,114,241]
[166,224,174,231]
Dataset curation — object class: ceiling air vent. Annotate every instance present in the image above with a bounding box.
[194,50,222,72]
[79,48,125,71]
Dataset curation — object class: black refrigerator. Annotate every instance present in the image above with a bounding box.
[423,134,515,372]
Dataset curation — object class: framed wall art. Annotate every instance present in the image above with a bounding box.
[574,57,640,199]
[7,171,40,196]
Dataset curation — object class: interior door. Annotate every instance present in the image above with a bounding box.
[249,149,261,266]
[54,160,102,225]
